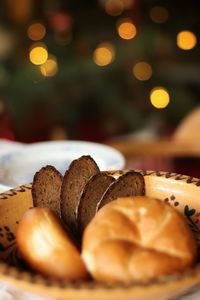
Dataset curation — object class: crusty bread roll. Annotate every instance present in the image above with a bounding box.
[16,207,88,280]
[82,196,197,283]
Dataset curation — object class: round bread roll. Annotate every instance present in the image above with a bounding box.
[82,196,197,283]
[16,207,88,280]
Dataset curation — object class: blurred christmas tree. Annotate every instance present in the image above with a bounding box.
[0,0,199,142]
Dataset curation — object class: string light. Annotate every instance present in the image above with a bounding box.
[177,30,197,50]
[27,23,46,41]
[150,87,170,109]
[40,55,58,77]
[29,43,48,65]
[105,0,124,16]
[93,43,115,66]
[150,6,169,23]
[133,62,152,81]
[117,18,137,40]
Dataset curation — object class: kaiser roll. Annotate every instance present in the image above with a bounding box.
[82,196,197,283]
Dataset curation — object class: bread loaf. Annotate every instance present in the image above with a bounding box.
[97,171,145,211]
[60,155,100,233]
[77,172,115,234]
[32,165,63,217]
[16,207,88,280]
[82,196,197,283]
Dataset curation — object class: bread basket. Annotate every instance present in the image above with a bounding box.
[0,170,200,300]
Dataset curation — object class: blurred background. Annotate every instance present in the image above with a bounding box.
[1,0,200,176]
[0,0,199,143]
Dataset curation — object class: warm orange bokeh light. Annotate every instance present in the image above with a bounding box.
[93,43,115,66]
[150,87,170,109]
[133,62,152,81]
[177,30,197,50]
[150,6,169,23]
[40,56,58,77]
[29,44,48,65]
[117,19,136,40]
[27,23,46,41]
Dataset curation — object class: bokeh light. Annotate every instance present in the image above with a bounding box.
[105,0,124,16]
[93,43,115,66]
[150,87,170,109]
[150,6,169,23]
[177,30,197,50]
[133,62,152,81]
[40,55,58,77]
[27,22,46,41]
[50,12,72,32]
[117,18,137,40]
[29,44,48,65]
[50,126,67,140]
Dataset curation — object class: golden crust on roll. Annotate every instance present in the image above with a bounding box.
[82,196,197,283]
[16,207,88,281]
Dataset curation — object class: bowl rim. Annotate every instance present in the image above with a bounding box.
[0,170,200,298]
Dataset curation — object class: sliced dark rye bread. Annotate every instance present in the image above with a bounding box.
[97,170,145,211]
[103,170,126,179]
[77,172,115,234]
[60,155,100,234]
[32,165,63,217]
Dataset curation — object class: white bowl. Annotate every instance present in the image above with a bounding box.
[0,184,10,193]
[0,140,125,187]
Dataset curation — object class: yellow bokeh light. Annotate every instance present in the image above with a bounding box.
[29,44,48,65]
[150,6,169,23]
[105,0,124,16]
[133,62,152,81]
[150,87,170,109]
[40,55,58,77]
[177,30,197,50]
[93,43,115,66]
[117,19,137,40]
[27,23,46,41]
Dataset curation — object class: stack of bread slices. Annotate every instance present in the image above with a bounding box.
[31,155,145,239]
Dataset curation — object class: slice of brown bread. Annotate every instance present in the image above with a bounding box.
[32,165,63,217]
[77,172,115,235]
[60,155,100,234]
[97,170,145,211]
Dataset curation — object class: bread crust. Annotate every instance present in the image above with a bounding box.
[32,165,63,217]
[60,155,100,234]
[82,196,197,283]
[77,172,115,235]
[97,171,145,210]
[16,207,88,280]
